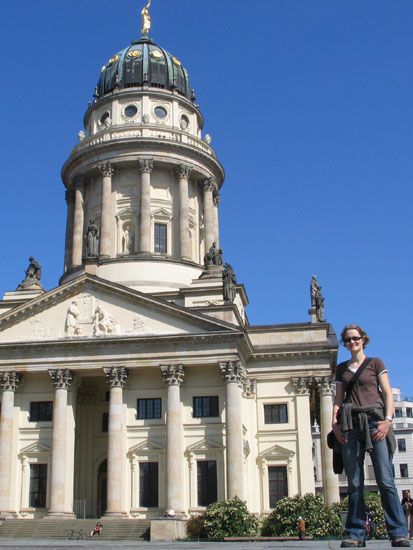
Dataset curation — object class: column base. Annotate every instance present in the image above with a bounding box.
[45,511,76,519]
[103,511,129,519]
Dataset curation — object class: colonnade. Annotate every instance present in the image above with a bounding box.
[68,160,221,269]
[0,367,339,518]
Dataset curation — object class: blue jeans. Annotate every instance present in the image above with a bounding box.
[340,420,408,541]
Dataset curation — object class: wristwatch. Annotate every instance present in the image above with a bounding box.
[385,415,393,424]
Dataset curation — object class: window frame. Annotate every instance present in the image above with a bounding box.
[400,463,409,478]
[398,438,407,453]
[29,401,53,422]
[29,463,48,508]
[264,403,288,424]
[193,396,219,418]
[154,222,168,254]
[197,460,217,507]
[137,398,162,420]
[139,462,159,508]
[268,465,288,508]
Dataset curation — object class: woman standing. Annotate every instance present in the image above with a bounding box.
[332,324,409,548]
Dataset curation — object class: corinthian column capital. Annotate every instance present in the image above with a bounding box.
[103,367,129,388]
[49,369,74,390]
[202,177,217,194]
[291,376,312,396]
[314,376,335,396]
[219,360,246,386]
[98,162,115,178]
[160,364,185,386]
[0,371,22,392]
[138,158,154,174]
[176,164,192,179]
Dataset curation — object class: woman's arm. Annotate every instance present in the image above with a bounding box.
[372,371,393,441]
[332,382,347,443]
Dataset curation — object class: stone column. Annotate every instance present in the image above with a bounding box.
[64,190,75,272]
[71,181,84,267]
[176,165,192,261]
[103,367,128,517]
[47,369,75,518]
[315,376,340,505]
[161,364,185,514]
[202,178,216,252]
[291,377,315,495]
[219,361,246,499]
[213,194,221,247]
[138,158,153,255]
[99,162,114,257]
[0,372,22,518]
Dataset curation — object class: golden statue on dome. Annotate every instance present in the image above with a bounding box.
[141,0,152,35]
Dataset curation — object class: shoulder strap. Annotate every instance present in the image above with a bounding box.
[344,357,372,402]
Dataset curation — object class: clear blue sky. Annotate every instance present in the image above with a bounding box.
[0,1,412,393]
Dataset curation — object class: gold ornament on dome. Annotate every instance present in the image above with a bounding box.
[141,0,152,35]
[101,65,106,73]
[127,49,142,59]
[108,54,120,67]
[150,49,163,59]
[171,56,181,67]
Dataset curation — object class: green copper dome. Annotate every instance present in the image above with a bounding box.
[96,36,192,100]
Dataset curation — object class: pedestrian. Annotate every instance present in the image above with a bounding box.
[90,522,103,536]
[332,324,409,548]
[297,516,306,541]
[401,490,413,539]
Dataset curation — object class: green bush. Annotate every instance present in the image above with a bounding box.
[185,513,207,539]
[261,493,342,538]
[334,492,386,539]
[203,497,258,540]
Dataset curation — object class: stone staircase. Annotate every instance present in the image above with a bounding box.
[0,519,150,540]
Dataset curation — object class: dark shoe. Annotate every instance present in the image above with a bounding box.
[340,540,366,548]
[391,538,411,547]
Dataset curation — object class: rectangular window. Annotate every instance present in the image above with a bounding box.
[139,462,158,508]
[400,464,409,478]
[264,404,288,424]
[395,408,402,418]
[154,223,167,254]
[197,460,217,507]
[398,439,407,453]
[30,401,53,422]
[102,412,109,433]
[193,396,219,418]
[407,408,412,418]
[29,464,47,508]
[268,466,288,508]
[137,398,162,420]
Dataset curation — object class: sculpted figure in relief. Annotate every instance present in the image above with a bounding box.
[65,301,81,336]
[92,304,118,336]
[85,220,99,257]
[122,226,134,254]
[223,263,237,303]
[204,242,223,268]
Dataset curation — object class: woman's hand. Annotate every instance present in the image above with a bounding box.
[372,420,390,441]
[332,423,347,444]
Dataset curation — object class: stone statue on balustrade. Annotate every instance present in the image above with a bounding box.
[85,220,99,257]
[309,275,325,322]
[17,257,44,291]
[223,263,237,303]
[204,242,223,268]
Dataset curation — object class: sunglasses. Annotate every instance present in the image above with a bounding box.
[343,336,363,344]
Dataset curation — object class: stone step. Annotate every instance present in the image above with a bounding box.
[0,519,150,540]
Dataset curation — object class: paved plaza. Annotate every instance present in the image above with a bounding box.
[0,538,399,550]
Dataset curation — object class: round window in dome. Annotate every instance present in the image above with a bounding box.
[154,106,168,119]
[180,115,189,130]
[124,105,138,118]
[100,112,110,126]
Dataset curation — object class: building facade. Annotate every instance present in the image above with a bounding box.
[0,7,340,520]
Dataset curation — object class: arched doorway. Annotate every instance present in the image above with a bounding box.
[96,459,107,517]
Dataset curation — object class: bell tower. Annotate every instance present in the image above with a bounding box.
[61,3,224,293]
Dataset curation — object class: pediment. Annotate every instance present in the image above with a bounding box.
[0,274,237,344]
[19,441,51,456]
[259,444,295,460]
[128,439,165,455]
[185,437,224,453]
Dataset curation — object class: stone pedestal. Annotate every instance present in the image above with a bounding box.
[150,518,187,541]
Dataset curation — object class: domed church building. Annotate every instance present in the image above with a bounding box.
[0,4,339,524]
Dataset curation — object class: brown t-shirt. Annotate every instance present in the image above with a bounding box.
[335,357,387,407]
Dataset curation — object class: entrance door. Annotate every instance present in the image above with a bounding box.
[97,459,107,517]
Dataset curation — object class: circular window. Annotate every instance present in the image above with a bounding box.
[124,105,138,118]
[100,112,110,125]
[154,106,167,119]
[180,115,189,130]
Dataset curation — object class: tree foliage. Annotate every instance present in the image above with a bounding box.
[333,492,387,539]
